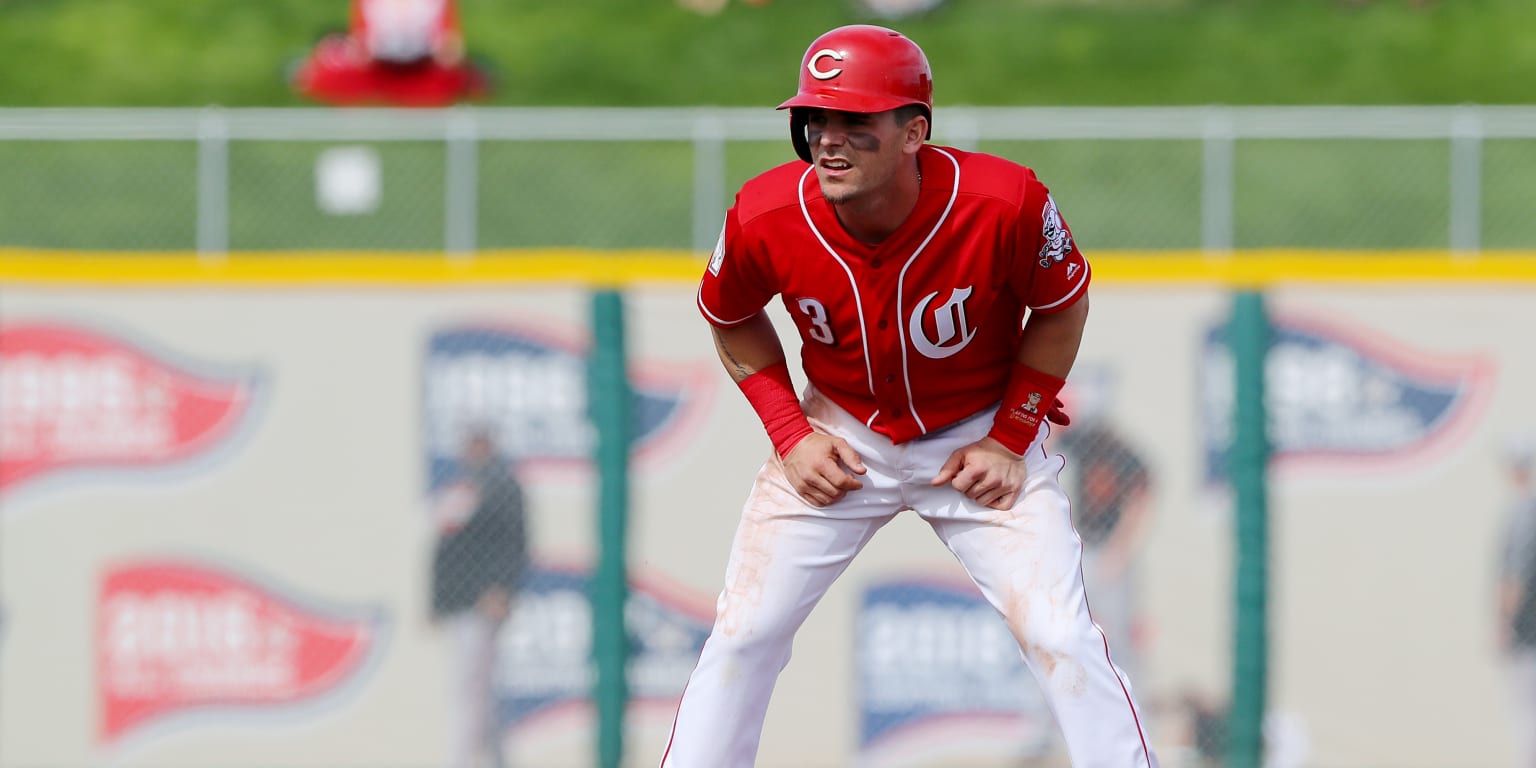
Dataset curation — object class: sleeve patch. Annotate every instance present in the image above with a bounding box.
[1037,195,1074,269]
[707,222,727,276]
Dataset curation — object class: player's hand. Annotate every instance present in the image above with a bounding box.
[932,436,1028,511]
[781,432,867,507]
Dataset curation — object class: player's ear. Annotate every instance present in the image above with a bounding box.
[899,113,927,155]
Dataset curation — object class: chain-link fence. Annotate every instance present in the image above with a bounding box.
[1,106,1533,253]
[426,427,530,768]
[3,106,1536,768]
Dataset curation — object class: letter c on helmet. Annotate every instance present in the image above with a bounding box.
[807,49,844,80]
[778,25,935,164]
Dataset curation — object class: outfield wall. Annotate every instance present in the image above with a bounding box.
[1,251,1532,768]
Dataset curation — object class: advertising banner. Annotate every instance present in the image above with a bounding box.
[97,560,385,746]
[0,322,264,502]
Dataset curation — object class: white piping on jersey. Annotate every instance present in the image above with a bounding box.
[696,281,758,327]
[798,164,877,399]
[1032,259,1091,311]
[893,148,962,435]
[865,411,878,428]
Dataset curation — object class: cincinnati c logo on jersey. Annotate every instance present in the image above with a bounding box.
[807,49,844,80]
[1038,195,1074,269]
[909,286,978,360]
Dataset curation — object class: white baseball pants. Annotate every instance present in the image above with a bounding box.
[446,609,507,768]
[1508,649,1536,768]
[660,388,1157,768]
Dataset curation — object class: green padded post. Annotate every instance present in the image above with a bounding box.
[589,290,631,768]
[1227,290,1271,768]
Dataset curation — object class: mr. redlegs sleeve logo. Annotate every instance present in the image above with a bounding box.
[0,322,263,496]
[97,561,384,743]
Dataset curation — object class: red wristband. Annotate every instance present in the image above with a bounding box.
[988,363,1066,455]
[737,362,814,458]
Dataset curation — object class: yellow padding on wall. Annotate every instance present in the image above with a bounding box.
[1,248,1535,287]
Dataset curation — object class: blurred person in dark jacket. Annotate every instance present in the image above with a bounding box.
[1057,415,1152,679]
[1497,435,1536,768]
[431,426,529,768]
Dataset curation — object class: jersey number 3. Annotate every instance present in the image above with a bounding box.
[797,297,837,345]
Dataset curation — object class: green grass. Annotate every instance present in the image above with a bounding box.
[983,140,1205,249]
[1484,139,1536,249]
[1232,140,1452,249]
[0,0,1532,107]
[478,141,696,248]
[228,142,447,250]
[0,142,198,249]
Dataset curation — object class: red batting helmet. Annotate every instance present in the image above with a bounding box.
[777,25,933,164]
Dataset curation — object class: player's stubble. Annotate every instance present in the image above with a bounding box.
[813,132,884,205]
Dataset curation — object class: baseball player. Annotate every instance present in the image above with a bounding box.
[663,24,1157,768]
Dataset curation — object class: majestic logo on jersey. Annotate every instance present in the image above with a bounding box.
[807,49,845,80]
[909,287,978,360]
[707,222,726,277]
[1038,196,1074,269]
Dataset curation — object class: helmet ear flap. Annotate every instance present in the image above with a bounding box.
[790,108,813,164]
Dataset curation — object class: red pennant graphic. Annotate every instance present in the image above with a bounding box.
[96,561,379,743]
[0,323,258,493]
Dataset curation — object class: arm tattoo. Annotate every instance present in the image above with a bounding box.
[713,328,755,382]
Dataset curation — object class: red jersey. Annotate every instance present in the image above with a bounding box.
[697,144,1090,444]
